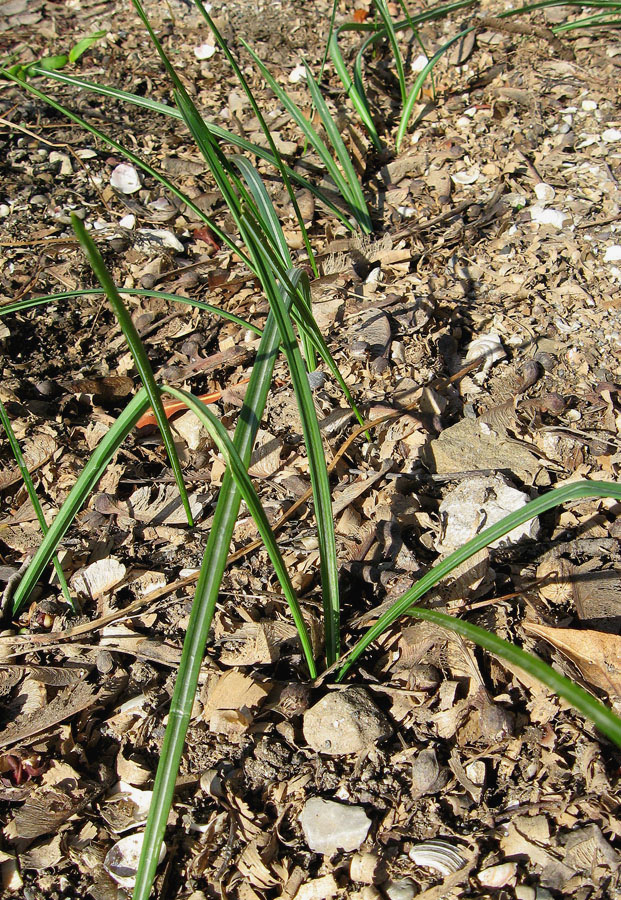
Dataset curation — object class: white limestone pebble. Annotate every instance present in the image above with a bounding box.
[299,798,371,855]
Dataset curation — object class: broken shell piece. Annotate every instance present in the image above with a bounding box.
[100,782,153,833]
[478,861,518,888]
[534,183,555,203]
[604,245,621,263]
[465,332,505,376]
[104,833,166,889]
[451,168,479,185]
[350,851,385,885]
[530,206,568,229]
[110,163,141,194]
[409,839,467,875]
[194,42,216,60]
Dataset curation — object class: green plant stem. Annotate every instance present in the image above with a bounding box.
[0,400,75,611]
[71,215,194,528]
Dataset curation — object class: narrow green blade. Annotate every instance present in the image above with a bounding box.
[72,215,194,528]
[337,480,621,681]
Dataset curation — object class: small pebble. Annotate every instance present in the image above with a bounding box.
[299,798,370,855]
[303,687,392,756]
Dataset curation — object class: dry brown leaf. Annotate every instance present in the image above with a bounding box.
[248,429,283,478]
[0,432,57,491]
[0,674,126,749]
[524,623,621,697]
[202,671,272,726]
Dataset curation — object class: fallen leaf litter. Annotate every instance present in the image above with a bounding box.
[0,0,620,897]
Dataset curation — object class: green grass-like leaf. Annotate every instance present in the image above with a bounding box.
[164,385,316,678]
[407,607,621,747]
[0,288,262,337]
[0,399,75,611]
[11,390,152,614]
[337,480,621,681]
[71,215,194,528]
[241,39,372,233]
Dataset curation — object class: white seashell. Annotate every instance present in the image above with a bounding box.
[451,168,479,185]
[289,64,307,83]
[534,182,555,203]
[581,99,597,111]
[409,839,467,875]
[465,332,506,374]
[110,163,141,194]
[194,42,216,60]
[604,245,621,262]
[119,214,135,229]
[136,228,184,252]
[104,833,166,888]
[530,206,567,229]
[602,128,621,143]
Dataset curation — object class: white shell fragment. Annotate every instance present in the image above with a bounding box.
[100,781,153,833]
[194,42,216,60]
[136,228,184,252]
[409,839,467,875]
[289,64,307,83]
[530,206,568,228]
[534,182,555,203]
[451,168,479,185]
[602,128,621,143]
[604,245,621,263]
[119,214,136,229]
[478,861,518,888]
[411,54,429,72]
[465,332,506,375]
[110,163,141,194]
[103,833,166,889]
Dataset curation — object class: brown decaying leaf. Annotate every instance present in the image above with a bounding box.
[524,623,621,697]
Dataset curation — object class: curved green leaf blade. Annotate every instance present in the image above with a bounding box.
[0,400,75,612]
[71,215,194,528]
[11,390,152,614]
[407,607,621,747]
[164,385,316,678]
[337,480,621,681]
[0,288,262,337]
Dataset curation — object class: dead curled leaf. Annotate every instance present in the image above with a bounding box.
[524,623,621,697]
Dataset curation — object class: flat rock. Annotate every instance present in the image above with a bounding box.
[299,798,371,855]
[303,687,392,756]
[422,416,542,482]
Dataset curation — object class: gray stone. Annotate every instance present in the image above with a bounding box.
[299,798,371,855]
[303,687,392,756]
